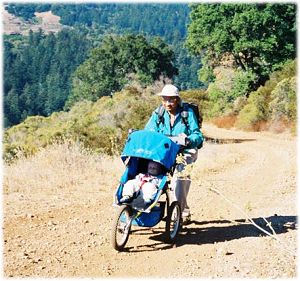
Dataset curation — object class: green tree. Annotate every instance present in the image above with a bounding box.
[4,28,91,126]
[186,3,296,88]
[4,40,17,93]
[67,34,178,106]
[4,88,22,126]
[5,3,201,99]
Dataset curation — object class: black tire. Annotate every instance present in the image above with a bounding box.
[111,205,132,251]
[165,201,181,243]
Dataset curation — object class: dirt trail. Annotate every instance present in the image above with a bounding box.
[3,124,297,278]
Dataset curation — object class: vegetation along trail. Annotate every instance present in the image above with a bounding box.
[3,123,296,278]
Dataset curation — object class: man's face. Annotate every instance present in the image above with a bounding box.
[148,161,161,176]
[161,96,179,113]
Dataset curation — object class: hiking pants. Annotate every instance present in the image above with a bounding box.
[168,148,198,217]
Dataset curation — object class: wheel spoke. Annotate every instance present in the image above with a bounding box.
[165,202,181,243]
[111,205,132,251]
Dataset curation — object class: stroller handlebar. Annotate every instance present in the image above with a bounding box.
[128,128,188,147]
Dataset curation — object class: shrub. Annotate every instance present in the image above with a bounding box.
[236,59,296,131]
[180,88,209,120]
[206,67,256,118]
[211,115,237,129]
[269,77,296,122]
[4,79,213,163]
[231,70,257,100]
[3,83,161,162]
[235,94,267,130]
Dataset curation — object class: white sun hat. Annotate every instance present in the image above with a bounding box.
[157,84,180,97]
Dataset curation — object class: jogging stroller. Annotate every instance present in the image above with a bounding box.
[111,129,184,251]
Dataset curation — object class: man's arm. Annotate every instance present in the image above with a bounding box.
[186,109,203,148]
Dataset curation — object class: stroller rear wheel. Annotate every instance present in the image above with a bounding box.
[165,201,181,243]
[111,205,133,251]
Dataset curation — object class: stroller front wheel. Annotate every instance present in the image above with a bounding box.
[165,201,181,243]
[111,205,133,251]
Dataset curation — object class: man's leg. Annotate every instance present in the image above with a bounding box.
[175,178,191,223]
[170,149,198,224]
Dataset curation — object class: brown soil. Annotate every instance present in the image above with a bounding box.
[3,123,297,278]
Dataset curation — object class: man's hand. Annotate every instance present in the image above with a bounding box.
[178,133,191,146]
[178,133,187,139]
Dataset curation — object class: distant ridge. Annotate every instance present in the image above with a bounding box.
[3,6,63,35]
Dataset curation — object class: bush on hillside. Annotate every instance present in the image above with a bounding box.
[206,67,256,118]
[180,88,209,123]
[4,97,119,162]
[268,76,296,133]
[3,84,155,162]
[236,59,296,131]
[269,77,296,122]
[4,81,210,163]
[235,89,269,131]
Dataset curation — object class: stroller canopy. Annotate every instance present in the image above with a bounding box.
[121,130,180,170]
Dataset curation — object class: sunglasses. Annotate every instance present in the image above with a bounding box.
[162,97,178,103]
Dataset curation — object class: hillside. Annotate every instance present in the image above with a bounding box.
[3,3,190,41]
[3,3,203,127]
[3,123,297,277]
[3,86,208,162]
[3,3,295,130]
[2,5,63,35]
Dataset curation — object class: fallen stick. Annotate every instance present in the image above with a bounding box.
[262,217,276,236]
[208,186,296,257]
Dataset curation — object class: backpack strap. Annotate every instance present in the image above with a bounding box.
[155,105,165,127]
[180,103,190,130]
[155,103,190,130]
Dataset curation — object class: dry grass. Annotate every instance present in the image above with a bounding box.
[3,136,244,198]
[3,139,124,199]
[211,115,294,135]
[211,115,237,129]
[249,120,292,134]
[3,141,124,215]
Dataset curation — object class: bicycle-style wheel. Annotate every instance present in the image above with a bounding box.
[165,201,181,243]
[111,205,133,251]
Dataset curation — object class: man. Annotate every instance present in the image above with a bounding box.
[145,84,203,224]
